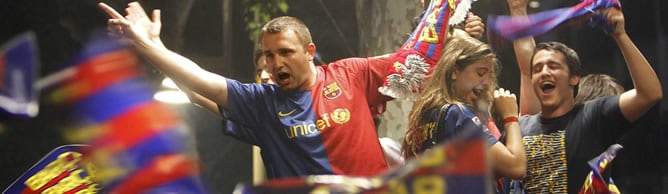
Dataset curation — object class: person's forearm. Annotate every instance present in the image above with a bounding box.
[615,33,662,102]
[179,84,222,117]
[133,38,228,107]
[519,75,540,115]
[514,35,539,115]
[615,33,662,122]
[504,122,525,159]
[152,37,166,49]
[509,6,540,115]
[503,121,527,177]
[509,3,527,16]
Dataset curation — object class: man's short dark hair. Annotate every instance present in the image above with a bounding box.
[260,16,313,49]
[530,41,582,77]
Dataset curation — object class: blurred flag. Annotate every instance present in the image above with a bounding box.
[487,0,620,41]
[379,0,475,100]
[578,144,623,194]
[236,124,491,194]
[3,145,98,194]
[49,36,208,194]
[0,32,39,118]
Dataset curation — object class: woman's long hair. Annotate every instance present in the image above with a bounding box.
[401,36,499,160]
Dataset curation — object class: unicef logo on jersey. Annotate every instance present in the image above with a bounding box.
[284,108,351,139]
[330,108,350,124]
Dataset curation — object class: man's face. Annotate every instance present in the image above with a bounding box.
[531,49,580,112]
[261,29,315,91]
[453,58,494,106]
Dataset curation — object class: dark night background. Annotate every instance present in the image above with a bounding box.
[0,0,666,193]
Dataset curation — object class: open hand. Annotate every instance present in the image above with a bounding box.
[98,2,162,45]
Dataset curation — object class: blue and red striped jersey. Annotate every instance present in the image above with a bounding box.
[222,56,393,179]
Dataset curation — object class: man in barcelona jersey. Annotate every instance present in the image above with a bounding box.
[97,0,481,179]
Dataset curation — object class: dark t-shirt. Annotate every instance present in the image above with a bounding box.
[519,96,630,194]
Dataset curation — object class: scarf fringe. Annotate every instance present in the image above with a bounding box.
[379,54,430,101]
[448,0,475,26]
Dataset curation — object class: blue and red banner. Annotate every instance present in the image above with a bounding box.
[0,32,39,118]
[236,127,491,194]
[47,36,208,194]
[578,144,623,194]
[3,145,98,194]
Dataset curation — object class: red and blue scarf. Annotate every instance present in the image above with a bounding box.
[379,0,474,100]
[488,0,621,40]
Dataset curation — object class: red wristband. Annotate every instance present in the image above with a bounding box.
[503,116,519,124]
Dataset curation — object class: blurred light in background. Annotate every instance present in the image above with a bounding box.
[161,77,179,89]
[529,0,540,9]
[154,78,190,104]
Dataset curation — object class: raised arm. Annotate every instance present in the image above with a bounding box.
[121,2,222,115]
[507,0,540,115]
[98,2,231,109]
[603,8,663,122]
[489,88,526,179]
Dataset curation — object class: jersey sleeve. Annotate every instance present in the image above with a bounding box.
[439,106,498,146]
[587,95,632,144]
[219,79,272,144]
[333,55,394,114]
[366,55,394,112]
[481,124,500,146]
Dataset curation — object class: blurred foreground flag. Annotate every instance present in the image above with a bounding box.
[3,145,97,194]
[236,127,491,194]
[50,36,208,194]
[579,144,623,194]
[0,32,39,118]
[487,0,621,41]
[374,127,492,194]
